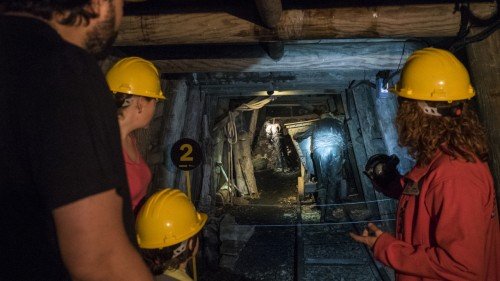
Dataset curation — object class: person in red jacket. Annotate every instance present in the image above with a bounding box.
[350,47,500,281]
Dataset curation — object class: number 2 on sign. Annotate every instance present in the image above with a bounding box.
[180,144,194,162]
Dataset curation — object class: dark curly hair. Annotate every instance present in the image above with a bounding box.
[2,0,99,26]
[396,98,488,166]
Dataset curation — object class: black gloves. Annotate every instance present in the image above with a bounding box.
[364,154,401,188]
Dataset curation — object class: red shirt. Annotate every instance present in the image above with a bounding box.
[374,150,500,280]
[123,140,152,211]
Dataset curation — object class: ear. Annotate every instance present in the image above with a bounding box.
[188,236,199,251]
[85,0,104,17]
[136,98,144,114]
[188,237,195,250]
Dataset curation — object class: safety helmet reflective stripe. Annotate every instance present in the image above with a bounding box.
[106,57,165,100]
[390,48,475,102]
[136,188,207,249]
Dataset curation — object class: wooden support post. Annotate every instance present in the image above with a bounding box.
[233,136,249,195]
[371,78,414,174]
[179,84,206,199]
[163,79,188,189]
[466,29,500,207]
[248,109,260,144]
[200,95,219,210]
[239,131,259,197]
[342,89,379,217]
[254,0,282,28]
[261,41,284,61]
[351,85,396,229]
[217,99,230,192]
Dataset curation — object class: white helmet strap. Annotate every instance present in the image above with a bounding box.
[172,240,188,258]
[417,101,442,116]
[417,101,464,117]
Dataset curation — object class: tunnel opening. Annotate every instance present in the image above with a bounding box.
[196,91,401,280]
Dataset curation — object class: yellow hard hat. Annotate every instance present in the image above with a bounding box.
[390,48,475,102]
[136,188,207,249]
[106,57,165,100]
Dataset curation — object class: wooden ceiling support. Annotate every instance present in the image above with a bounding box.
[262,41,284,61]
[116,3,496,46]
[254,0,283,28]
[152,41,424,73]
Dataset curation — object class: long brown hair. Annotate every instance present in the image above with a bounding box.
[396,99,488,166]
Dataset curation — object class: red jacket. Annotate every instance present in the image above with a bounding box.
[373,150,500,280]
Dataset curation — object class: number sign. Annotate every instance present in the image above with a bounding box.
[171,138,202,171]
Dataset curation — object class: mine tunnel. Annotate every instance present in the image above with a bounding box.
[3,0,500,279]
[102,1,498,281]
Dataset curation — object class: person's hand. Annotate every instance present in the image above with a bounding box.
[349,223,384,249]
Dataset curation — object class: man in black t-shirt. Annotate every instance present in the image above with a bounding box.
[0,1,153,280]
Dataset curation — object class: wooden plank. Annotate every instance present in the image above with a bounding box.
[204,95,220,203]
[194,71,379,94]
[208,90,335,98]
[179,85,206,200]
[215,99,230,192]
[233,136,249,195]
[248,109,259,143]
[151,42,422,73]
[351,85,396,228]
[199,114,213,212]
[372,79,415,174]
[116,3,496,45]
[162,79,188,189]
[343,89,380,217]
[239,131,259,197]
[466,29,500,207]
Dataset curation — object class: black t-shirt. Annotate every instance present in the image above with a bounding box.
[0,16,135,280]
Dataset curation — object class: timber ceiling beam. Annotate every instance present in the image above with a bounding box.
[151,41,423,73]
[204,89,338,97]
[116,3,495,46]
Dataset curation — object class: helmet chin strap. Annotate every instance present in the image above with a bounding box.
[172,240,188,259]
[417,101,442,116]
[417,101,464,117]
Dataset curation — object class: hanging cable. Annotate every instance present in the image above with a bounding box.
[225,111,238,146]
[449,1,500,53]
[224,111,244,198]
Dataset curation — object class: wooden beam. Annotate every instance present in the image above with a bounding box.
[255,0,282,28]
[193,70,379,94]
[262,41,284,61]
[351,84,396,229]
[343,89,380,217]
[466,29,500,208]
[162,79,189,189]
[206,90,337,97]
[372,78,415,174]
[116,3,496,46]
[151,42,422,73]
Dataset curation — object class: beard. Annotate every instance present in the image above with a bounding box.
[84,1,118,59]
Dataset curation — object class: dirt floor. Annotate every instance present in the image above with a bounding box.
[199,169,298,281]
[199,169,395,281]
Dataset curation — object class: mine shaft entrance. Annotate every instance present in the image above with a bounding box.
[203,93,394,280]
